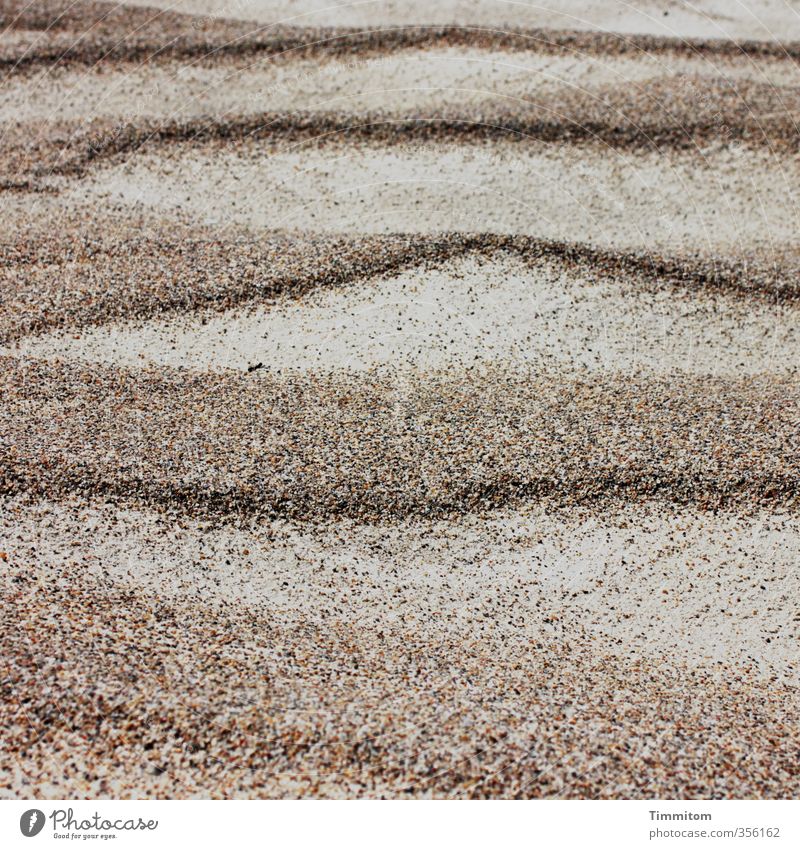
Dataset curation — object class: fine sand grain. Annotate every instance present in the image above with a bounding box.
[14,253,800,377]
[3,0,800,801]
[117,0,800,41]
[66,141,800,256]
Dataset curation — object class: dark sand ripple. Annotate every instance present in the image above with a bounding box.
[2,219,799,344]
[1,356,798,520]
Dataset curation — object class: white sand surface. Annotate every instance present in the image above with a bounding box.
[0,28,46,48]
[67,141,800,255]
[3,48,796,124]
[4,495,797,681]
[119,0,800,41]
[14,253,799,376]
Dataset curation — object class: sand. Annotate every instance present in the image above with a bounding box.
[5,48,800,124]
[2,0,800,801]
[2,494,799,798]
[65,140,800,256]
[12,253,800,376]
[5,495,799,675]
[118,0,800,40]
[3,355,799,520]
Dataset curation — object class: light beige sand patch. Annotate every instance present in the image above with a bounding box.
[67,140,800,255]
[3,48,796,124]
[4,496,797,681]
[119,0,800,41]
[15,253,800,376]
[0,28,47,48]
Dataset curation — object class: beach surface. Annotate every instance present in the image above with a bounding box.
[1,0,799,799]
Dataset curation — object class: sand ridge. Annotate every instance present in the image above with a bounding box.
[2,492,798,798]
[2,0,800,801]
[2,355,799,520]
[55,139,800,258]
[14,252,800,377]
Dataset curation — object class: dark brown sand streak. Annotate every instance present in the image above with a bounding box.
[2,225,799,344]
[6,79,800,189]
[6,0,800,71]
[1,356,798,519]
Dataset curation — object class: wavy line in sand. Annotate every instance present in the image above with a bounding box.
[15,251,799,378]
[2,226,799,344]
[2,356,798,519]
[6,77,800,188]
[6,0,800,71]
[3,552,799,797]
